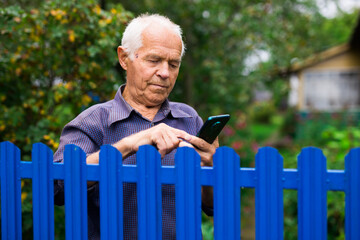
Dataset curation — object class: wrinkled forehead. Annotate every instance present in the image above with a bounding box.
[139,26,183,56]
[143,24,182,43]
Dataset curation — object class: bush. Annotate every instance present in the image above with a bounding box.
[248,101,276,124]
[0,1,132,237]
[0,0,132,158]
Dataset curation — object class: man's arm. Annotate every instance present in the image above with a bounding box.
[86,122,217,209]
[86,123,193,164]
[85,123,193,187]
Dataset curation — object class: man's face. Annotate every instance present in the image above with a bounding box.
[121,26,182,108]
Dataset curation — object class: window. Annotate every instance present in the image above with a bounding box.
[303,70,360,111]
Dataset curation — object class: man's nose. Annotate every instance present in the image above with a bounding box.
[157,62,170,79]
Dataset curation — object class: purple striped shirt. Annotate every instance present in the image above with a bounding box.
[54,85,209,239]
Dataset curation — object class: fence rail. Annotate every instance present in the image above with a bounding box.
[0,141,359,239]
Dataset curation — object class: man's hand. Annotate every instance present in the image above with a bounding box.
[179,136,219,167]
[114,123,193,159]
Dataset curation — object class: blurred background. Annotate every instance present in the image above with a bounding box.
[1,0,360,239]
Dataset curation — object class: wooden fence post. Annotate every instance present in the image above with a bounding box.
[0,141,22,239]
[32,143,54,240]
[255,147,284,240]
[298,147,327,240]
[345,148,360,239]
[175,147,202,240]
[64,144,88,240]
[213,147,241,239]
[99,145,124,240]
[137,145,162,240]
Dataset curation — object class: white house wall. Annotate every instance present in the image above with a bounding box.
[295,50,360,111]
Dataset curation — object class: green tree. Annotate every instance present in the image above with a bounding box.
[0,0,132,157]
[0,1,132,237]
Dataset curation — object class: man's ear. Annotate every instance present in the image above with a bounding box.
[117,46,129,70]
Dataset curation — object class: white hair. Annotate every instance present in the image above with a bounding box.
[121,13,186,60]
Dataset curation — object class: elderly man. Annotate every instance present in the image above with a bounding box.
[54,13,217,239]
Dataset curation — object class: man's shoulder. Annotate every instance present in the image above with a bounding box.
[70,99,115,125]
[168,101,199,118]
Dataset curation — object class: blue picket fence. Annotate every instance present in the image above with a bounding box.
[0,141,359,239]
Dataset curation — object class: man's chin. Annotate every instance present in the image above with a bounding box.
[145,95,168,107]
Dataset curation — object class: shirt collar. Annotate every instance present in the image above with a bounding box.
[108,85,133,125]
[109,84,191,125]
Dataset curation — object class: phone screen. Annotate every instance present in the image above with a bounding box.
[196,114,230,143]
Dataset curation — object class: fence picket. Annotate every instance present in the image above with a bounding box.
[213,147,241,240]
[345,148,360,239]
[99,145,123,240]
[137,145,162,240]
[0,141,22,240]
[255,147,284,240]
[64,144,88,240]
[298,147,327,240]
[175,147,202,240]
[32,143,55,240]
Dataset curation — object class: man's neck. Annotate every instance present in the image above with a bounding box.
[131,103,160,121]
[122,88,161,121]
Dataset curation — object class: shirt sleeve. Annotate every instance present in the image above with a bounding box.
[53,117,104,206]
[195,115,204,133]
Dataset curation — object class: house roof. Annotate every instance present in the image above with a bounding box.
[350,13,360,51]
[291,13,360,72]
[290,43,350,72]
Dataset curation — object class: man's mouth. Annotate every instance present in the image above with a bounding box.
[149,83,168,89]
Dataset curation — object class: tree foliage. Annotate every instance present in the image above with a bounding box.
[1,1,132,237]
[0,0,132,158]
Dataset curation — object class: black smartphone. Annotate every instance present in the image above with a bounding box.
[196,114,230,144]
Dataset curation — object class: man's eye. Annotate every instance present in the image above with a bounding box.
[149,59,159,63]
[170,64,179,69]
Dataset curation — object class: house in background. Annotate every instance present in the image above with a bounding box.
[288,16,360,112]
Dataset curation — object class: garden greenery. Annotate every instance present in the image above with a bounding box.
[0,0,132,158]
[0,1,132,237]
